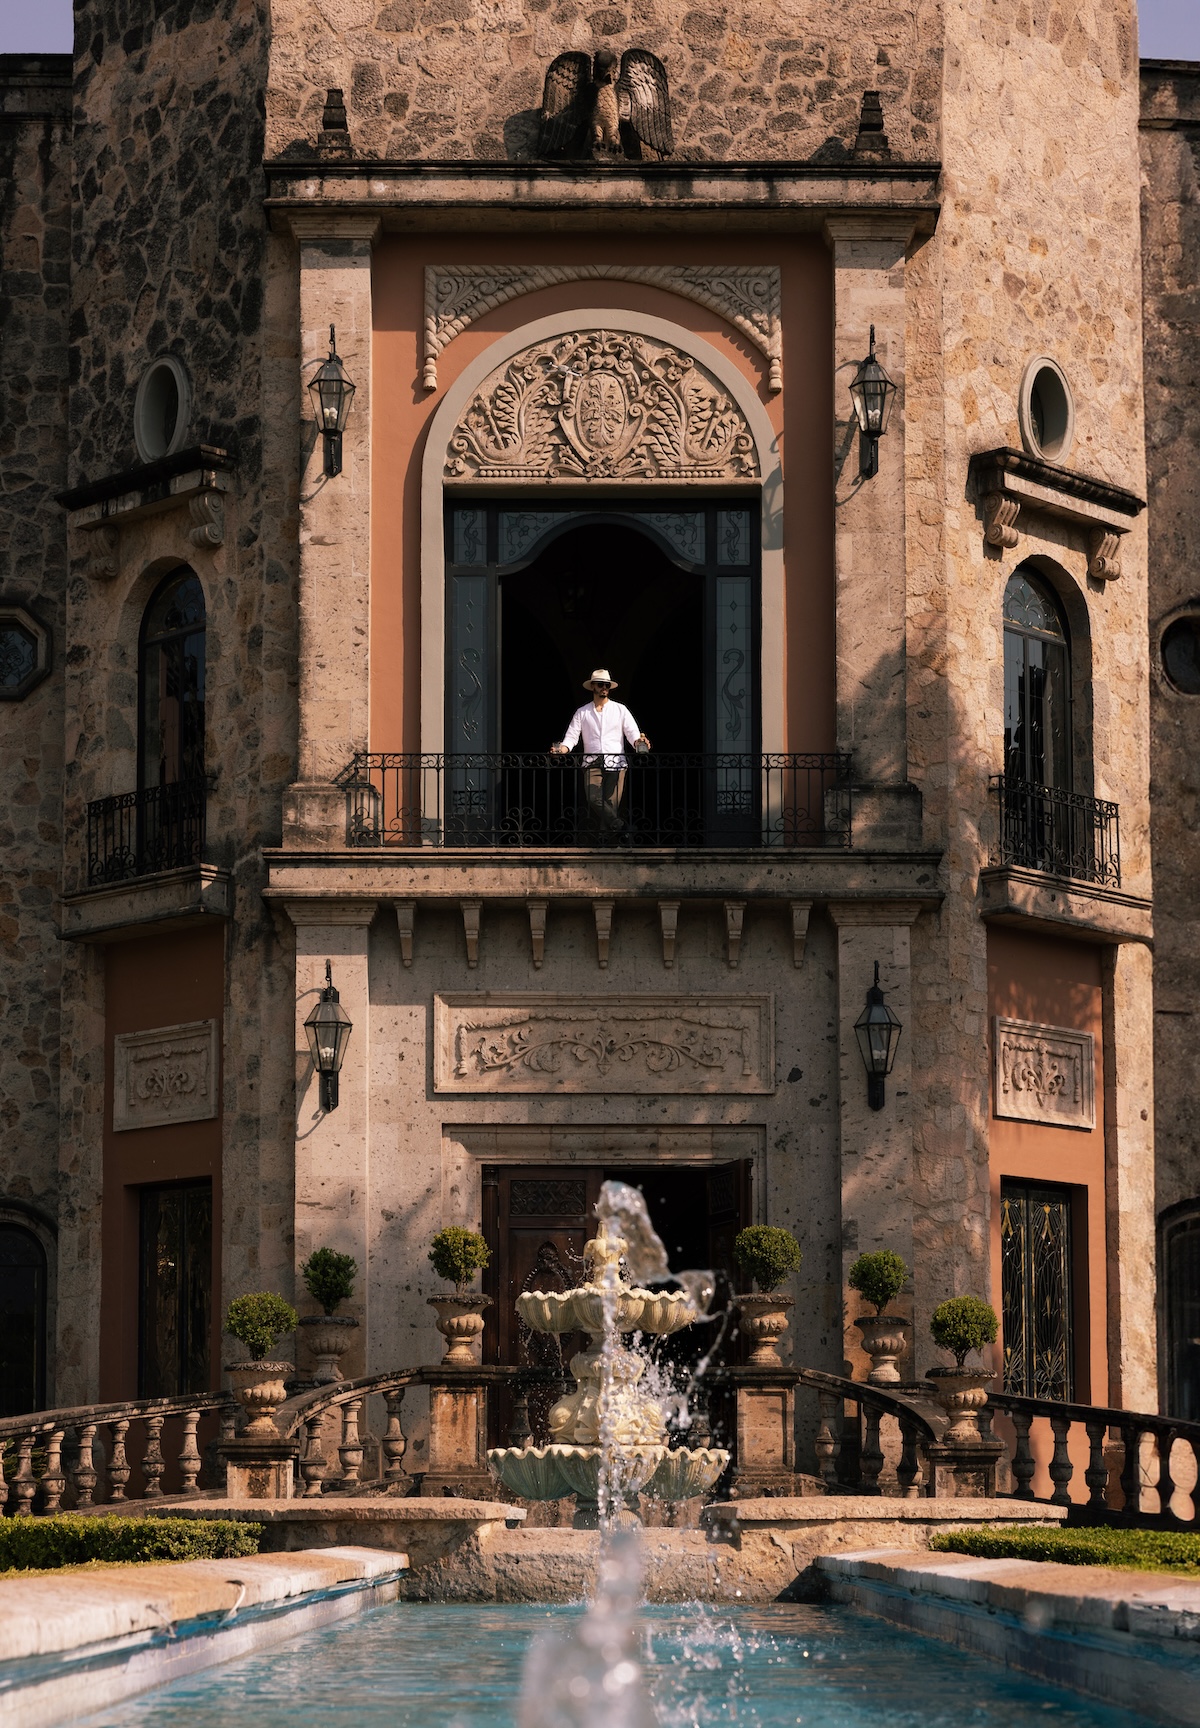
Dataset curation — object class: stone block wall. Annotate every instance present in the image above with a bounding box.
[264,0,942,163]
[0,56,72,1271]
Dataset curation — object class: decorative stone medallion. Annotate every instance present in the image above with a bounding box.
[434,993,774,1094]
[445,329,759,483]
[992,1016,1094,1130]
[113,1019,219,1131]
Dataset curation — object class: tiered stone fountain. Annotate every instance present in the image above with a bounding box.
[487,1206,729,1528]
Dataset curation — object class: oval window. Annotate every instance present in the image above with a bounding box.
[134,357,191,462]
[1162,616,1200,695]
[1019,357,1074,463]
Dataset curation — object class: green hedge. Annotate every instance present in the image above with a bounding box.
[0,1515,261,1573]
[931,1524,1200,1573]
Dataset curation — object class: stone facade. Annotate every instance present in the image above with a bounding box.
[0,3,1191,1444]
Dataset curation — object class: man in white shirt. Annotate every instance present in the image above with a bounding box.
[552,669,650,839]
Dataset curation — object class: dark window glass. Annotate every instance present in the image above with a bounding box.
[139,1181,213,1397]
[1163,1207,1200,1421]
[1161,617,1200,695]
[1000,1180,1074,1401]
[1003,570,1071,790]
[0,1225,47,1417]
[140,569,206,790]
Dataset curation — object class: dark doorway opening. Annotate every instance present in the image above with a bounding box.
[139,1180,213,1398]
[0,1223,47,1417]
[500,523,703,753]
[482,1161,750,1446]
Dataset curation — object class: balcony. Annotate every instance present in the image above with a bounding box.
[335,753,853,850]
[87,779,207,885]
[989,776,1120,888]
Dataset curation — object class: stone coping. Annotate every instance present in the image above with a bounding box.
[0,1546,405,1664]
[818,1548,1200,1726]
[711,1497,1068,1525]
[132,1496,525,1524]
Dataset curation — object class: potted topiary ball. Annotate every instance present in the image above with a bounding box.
[848,1250,911,1385]
[926,1295,999,1443]
[428,1227,492,1365]
[224,1292,299,1433]
[298,1248,359,1384]
[732,1226,802,1366]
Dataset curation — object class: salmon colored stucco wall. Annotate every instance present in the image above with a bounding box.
[987,926,1107,1406]
[371,234,834,755]
[101,924,224,1403]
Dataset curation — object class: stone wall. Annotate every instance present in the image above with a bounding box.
[1140,62,1200,1228]
[0,57,72,1317]
[264,0,943,163]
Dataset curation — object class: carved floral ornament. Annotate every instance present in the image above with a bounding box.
[444,330,760,485]
[424,265,782,393]
[992,1015,1095,1131]
[113,1019,219,1132]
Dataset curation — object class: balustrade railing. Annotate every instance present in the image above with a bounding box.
[337,752,852,850]
[796,1368,940,1497]
[87,778,207,884]
[989,775,1121,887]
[0,1393,235,1515]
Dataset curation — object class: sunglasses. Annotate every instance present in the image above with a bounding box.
[594,682,611,689]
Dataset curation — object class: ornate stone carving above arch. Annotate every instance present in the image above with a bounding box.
[444,328,760,484]
[424,264,782,393]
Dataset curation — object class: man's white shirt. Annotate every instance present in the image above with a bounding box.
[558,701,643,768]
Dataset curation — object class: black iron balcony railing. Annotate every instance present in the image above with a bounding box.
[337,752,852,850]
[87,779,207,885]
[990,774,1120,888]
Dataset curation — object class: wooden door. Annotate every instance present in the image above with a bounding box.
[482,1166,603,1369]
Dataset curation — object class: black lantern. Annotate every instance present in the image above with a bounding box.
[854,961,902,1111]
[307,326,356,477]
[848,325,897,478]
[304,960,353,1111]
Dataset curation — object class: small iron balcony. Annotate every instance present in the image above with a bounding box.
[337,752,852,850]
[989,775,1120,888]
[87,779,207,885]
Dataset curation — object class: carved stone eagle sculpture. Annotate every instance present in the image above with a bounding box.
[538,47,673,161]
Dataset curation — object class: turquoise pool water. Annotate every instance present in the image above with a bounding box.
[76,1602,1159,1728]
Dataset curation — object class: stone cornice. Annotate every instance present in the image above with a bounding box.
[57,445,237,515]
[968,447,1145,579]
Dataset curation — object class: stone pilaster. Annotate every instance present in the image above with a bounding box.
[287,902,375,1379]
[1102,940,1158,1410]
[825,217,920,847]
[285,216,380,847]
[831,902,923,1380]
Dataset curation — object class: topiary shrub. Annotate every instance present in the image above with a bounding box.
[929,1294,998,1368]
[301,1248,358,1316]
[733,1226,802,1293]
[0,1515,261,1573]
[848,1250,909,1315]
[224,1292,298,1362]
[429,1226,490,1296]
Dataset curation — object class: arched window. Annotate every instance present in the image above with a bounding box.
[0,1224,47,1417]
[139,567,206,790]
[1003,568,1071,790]
[1162,1204,1200,1421]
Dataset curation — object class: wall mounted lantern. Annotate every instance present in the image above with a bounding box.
[848,325,897,478]
[304,959,353,1111]
[307,326,356,477]
[854,962,902,1111]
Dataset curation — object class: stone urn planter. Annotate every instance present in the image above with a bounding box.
[225,1361,293,1436]
[428,1294,491,1365]
[735,1293,794,1367]
[925,1366,995,1443]
[856,1315,911,1385]
[298,1313,358,1384]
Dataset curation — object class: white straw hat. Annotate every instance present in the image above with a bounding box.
[583,668,617,689]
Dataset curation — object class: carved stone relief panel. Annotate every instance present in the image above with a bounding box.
[113,1019,220,1132]
[424,265,782,392]
[992,1016,1095,1130]
[444,330,760,484]
[434,993,774,1094]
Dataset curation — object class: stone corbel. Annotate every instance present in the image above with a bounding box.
[790,900,812,969]
[395,901,414,968]
[593,900,614,969]
[659,901,679,968]
[983,492,1021,550]
[725,901,745,968]
[188,491,225,548]
[82,524,120,581]
[1087,528,1121,582]
[461,900,481,969]
[527,900,547,969]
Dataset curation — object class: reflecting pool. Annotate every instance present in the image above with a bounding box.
[73,1602,1161,1728]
